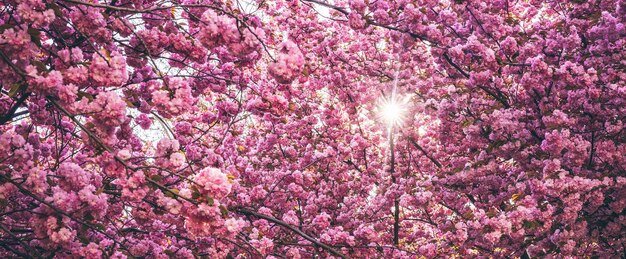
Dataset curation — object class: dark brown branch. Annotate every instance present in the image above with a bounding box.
[300,0,436,45]
[442,52,511,108]
[587,131,596,169]
[47,98,347,259]
[300,0,348,15]
[0,175,132,254]
[0,92,30,125]
[389,131,400,247]
[343,159,363,173]
[0,224,37,258]
[47,98,198,205]
[407,137,442,168]
[236,208,348,259]
[442,53,470,78]
[60,0,220,13]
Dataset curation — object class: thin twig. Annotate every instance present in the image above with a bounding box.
[236,208,348,259]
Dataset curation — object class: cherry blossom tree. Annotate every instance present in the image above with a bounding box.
[1,0,625,257]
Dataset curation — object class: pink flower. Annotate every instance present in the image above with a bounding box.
[268,40,305,84]
[90,91,127,128]
[312,212,331,229]
[194,168,232,199]
[117,149,132,160]
[197,10,239,49]
[169,152,185,168]
[282,210,299,225]
[251,237,274,255]
[81,243,103,258]
[224,218,245,233]
[50,228,75,244]
[418,243,436,258]
[89,50,128,86]
[135,113,153,130]
[57,162,90,189]
[156,138,180,156]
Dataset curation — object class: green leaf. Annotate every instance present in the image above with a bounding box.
[27,28,41,47]
[191,186,201,199]
[486,140,505,152]
[522,220,541,229]
[78,235,90,245]
[511,192,524,202]
[84,212,95,221]
[30,60,47,72]
[94,223,106,231]
[207,196,214,206]
[164,250,176,258]
[164,188,179,198]
[460,119,472,128]
[0,24,12,34]
[219,205,228,217]
[77,91,95,101]
[8,83,22,97]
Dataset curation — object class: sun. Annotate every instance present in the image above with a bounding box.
[377,94,409,128]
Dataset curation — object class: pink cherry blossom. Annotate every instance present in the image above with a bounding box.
[0,0,624,258]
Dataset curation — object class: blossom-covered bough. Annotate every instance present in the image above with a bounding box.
[1,0,625,257]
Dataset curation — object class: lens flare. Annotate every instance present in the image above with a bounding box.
[377,94,409,128]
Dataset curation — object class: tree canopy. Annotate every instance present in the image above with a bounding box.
[1,0,625,257]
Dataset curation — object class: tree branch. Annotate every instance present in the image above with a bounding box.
[407,137,442,168]
[236,208,348,259]
[0,92,30,125]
